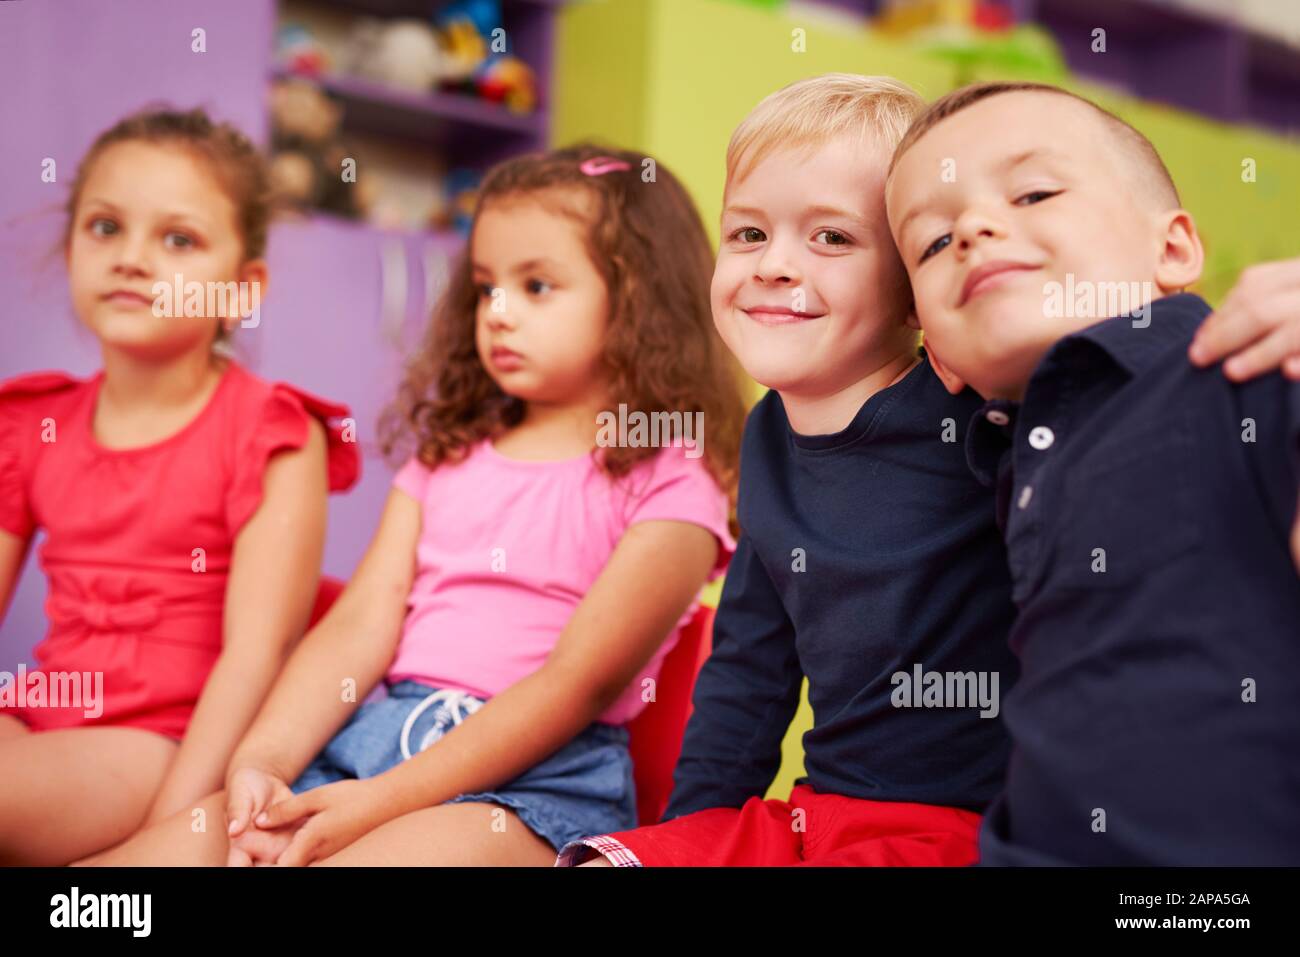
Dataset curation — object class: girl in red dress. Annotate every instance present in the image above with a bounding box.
[0,109,359,864]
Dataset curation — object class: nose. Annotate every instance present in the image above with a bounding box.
[482,291,517,332]
[953,206,1006,257]
[111,230,152,278]
[753,233,802,285]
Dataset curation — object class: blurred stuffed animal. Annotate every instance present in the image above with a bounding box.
[268,77,371,220]
[341,18,443,92]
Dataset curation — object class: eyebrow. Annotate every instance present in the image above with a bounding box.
[79,197,214,229]
[471,257,562,276]
[722,203,873,232]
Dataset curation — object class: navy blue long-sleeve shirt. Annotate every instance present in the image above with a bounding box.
[664,354,1019,820]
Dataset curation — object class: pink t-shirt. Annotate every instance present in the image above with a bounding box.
[388,438,735,725]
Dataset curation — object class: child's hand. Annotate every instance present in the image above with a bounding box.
[1189,259,1300,381]
[224,766,298,867]
[254,778,395,867]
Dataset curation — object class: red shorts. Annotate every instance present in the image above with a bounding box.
[573,783,982,866]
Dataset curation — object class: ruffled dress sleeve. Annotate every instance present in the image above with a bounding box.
[225,382,362,535]
[0,371,80,540]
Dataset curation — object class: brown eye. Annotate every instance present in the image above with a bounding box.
[89,218,118,237]
[731,227,765,244]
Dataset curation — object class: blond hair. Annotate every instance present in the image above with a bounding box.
[725,73,927,190]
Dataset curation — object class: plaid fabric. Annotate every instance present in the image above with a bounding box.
[554,834,644,867]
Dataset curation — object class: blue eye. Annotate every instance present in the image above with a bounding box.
[919,233,951,264]
[526,278,552,295]
[89,218,118,237]
[729,227,765,244]
[476,283,495,299]
[163,232,194,249]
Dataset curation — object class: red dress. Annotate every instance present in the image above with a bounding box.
[0,362,360,738]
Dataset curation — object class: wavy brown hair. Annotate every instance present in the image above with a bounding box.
[380,142,745,525]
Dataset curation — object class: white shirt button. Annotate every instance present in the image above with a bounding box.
[1018,485,1034,509]
[986,409,1010,426]
[1028,426,1055,450]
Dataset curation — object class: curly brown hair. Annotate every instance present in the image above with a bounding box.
[380,142,746,524]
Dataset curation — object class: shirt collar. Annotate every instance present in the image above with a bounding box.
[1053,291,1212,378]
[962,292,1213,488]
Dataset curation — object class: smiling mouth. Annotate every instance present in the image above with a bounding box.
[742,308,826,326]
[958,263,1039,306]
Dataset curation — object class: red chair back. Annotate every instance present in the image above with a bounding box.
[626,604,715,826]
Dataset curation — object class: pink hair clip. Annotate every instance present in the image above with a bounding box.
[580,156,632,176]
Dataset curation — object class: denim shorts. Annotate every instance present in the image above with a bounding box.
[291,680,637,852]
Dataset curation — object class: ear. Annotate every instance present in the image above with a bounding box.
[924,338,968,395]
[1153,209,1203,294]
[235,258,269,327]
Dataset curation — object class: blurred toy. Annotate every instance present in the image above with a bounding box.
[474,55,537,114]
[430,168,482,236]
[875,0,1015,37]
[276,23,330,78]
[342,18,444,93]
[435,0,497,85]
[268,77,371,220]
[872,0,1063,83]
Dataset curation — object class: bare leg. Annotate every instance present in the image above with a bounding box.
[578,856,614,867]
[75,790,236,866]
[0,726,176,865]
[315,801,557,866]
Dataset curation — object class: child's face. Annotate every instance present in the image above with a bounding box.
[712,135,912,398]
[471,192,610,407]
[886,91,1189,400]
[66,141,256,361]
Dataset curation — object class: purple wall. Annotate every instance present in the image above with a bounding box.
[0,0,456,670]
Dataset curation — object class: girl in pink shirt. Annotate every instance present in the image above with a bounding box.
[0,110,359,865]
[88,144,744,866]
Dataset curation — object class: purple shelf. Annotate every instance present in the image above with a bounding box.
[277,67,545,146]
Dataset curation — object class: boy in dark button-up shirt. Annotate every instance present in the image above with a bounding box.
[887,82,1300,864]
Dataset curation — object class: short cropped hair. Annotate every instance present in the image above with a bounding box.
[726,73,926,190]
[888,81,1181,210]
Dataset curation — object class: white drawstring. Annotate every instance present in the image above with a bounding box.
[398,688,484,760]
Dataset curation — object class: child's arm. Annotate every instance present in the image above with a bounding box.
[0,528,31,626]
[257,518,720,865]
[225,485,424,790]
[142,421,330,824]
[1189,257,1300,381]
[660,532,802,819]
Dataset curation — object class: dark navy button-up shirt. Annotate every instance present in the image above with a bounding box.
[968,292,1300,865]
[665,353,1019,820]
